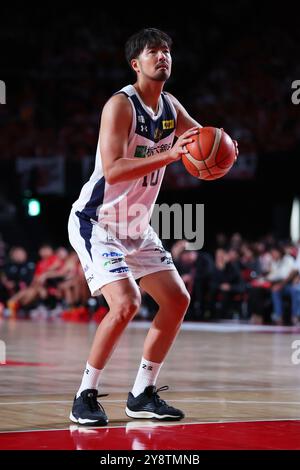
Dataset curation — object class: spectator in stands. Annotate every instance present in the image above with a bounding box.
[248,244,295,324]
[192,250,214,320]
[253,241,272,276]
[209,248,245,319]
[239,244,262,283]
[271,244,300,325]
[1,247,35,301]
[57,251,89,308]
[171,240,202,319]
[6,244,60,316]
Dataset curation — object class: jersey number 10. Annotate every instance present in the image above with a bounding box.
[142,169,160,187]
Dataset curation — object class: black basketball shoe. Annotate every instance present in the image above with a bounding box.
[125,385,184,421]
[69,389,108,426]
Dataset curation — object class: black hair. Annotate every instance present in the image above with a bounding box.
[125,28,172,67]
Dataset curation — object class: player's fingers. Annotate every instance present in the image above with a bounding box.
[233,140,239,160]
[180,137,194,146]
[180,145,190,154]
[183,127,200,137]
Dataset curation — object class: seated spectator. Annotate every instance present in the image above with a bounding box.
[209,248,245,319]
[171,240,199,319]
[271,244,300,325]
[192,250,214,319]
[248,244,295,324]
[56,251,90,308]
[239,244,262,283]
[6,244,61,317]
[290,273,300,326]
[0,246,35,309]
[253,241,272,276]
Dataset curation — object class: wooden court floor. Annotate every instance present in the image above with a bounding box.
[1,318,300,449]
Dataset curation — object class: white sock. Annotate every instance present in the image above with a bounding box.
[76,362,102,398]
[131,357,162,397]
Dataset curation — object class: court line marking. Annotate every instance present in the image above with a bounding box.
[0,417,300,434]
[1,398,300,406]
[127,321,300,333]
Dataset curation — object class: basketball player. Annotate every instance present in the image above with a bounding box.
[68,28,238,425]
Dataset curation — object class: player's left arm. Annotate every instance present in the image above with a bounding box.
[167,92,239,158]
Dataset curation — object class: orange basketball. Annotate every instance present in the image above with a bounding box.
[182,127,236,180]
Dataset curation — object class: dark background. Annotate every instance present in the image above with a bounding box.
[0,2,299,253]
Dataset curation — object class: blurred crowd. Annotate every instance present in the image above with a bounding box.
[1,7,299,325]
[172,233,300,326]
[0,7,299,164]
[0,243,93,321]
[1,233,300,326]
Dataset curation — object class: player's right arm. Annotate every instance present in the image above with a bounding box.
[100,94,198,185]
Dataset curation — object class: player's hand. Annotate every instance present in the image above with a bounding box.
[168,127,200,163]
[220,128,239,161]
[233,140,239,160]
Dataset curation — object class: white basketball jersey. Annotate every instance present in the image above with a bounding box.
[72,84,177,239]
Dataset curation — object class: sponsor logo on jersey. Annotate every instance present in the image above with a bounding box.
[102,251,124,258]
[134,145,147,158]
[138,115,146,123]
[146,142,172,156]
[103,257,124,268]
[161,255,174,265]
[162,119,175,130]
[140,124,148,133]
[102,252,128,273]
[86,274,94,284]
[154,128,163,143]
[109,266,130,274]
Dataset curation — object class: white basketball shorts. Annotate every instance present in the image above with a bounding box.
[68,209,176,296]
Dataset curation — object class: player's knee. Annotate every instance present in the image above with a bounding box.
[171,289,190,315]
[112,295,141,323]
[181,290,191,314]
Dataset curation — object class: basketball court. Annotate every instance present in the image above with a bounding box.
[1,318,300,450]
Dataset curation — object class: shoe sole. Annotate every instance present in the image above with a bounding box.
[69,412,108,426]
[125,407,183,421]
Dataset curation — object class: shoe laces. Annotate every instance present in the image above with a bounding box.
[148,385,170,407]
[85,391,108,413]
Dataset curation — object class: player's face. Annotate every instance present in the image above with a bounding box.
[135,44,172,81]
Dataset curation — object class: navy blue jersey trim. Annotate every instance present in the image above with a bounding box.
[80,177,105,221]
[130,94,176,142]
[75,176,106,261]
[75,211,93,261]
